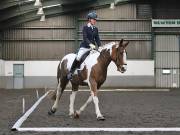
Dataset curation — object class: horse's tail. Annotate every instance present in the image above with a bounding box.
[57,62,61,84]
[48,58,69,101]
[48,62,61,100]
[47,90,57,100]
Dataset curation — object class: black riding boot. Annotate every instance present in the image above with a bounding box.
[67,59,80,80]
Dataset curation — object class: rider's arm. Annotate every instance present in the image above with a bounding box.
[82,26,91,45]
[95,28,101,47]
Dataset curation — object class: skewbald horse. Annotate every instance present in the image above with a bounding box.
[48,39,129,120]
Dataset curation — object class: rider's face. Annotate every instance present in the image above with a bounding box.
[90,19,96,25]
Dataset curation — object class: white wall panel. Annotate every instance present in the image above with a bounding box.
[4,60,154,77]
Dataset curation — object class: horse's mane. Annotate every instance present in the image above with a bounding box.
[98,42,117,52]
[88,42,118,56]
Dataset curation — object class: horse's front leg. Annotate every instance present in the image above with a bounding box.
[69,83,79,117]
[74,94,93,118]
[69,91,77,117]
[90,78,105,121]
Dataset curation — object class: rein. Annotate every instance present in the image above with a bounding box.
[92,48,110,60]
[91,49,100,53]
[115,49,127,67]
[115,50,120,66]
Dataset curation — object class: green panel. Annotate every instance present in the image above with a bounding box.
[13,64,24,77]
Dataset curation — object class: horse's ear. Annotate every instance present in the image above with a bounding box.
[123,41,129,48]
[119,39,123,46]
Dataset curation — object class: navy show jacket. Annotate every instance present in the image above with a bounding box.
[80,25,101,48]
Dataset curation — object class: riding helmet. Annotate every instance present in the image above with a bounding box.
[87,12,97,20]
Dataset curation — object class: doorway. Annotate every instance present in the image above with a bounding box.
[13,64,24,89]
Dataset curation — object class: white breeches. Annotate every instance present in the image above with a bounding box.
[76,47,91,61]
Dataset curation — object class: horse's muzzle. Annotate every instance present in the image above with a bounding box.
[118,64,127,73]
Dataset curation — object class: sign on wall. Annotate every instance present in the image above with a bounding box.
[152,19,180,27]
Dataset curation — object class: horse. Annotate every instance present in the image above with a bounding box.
[48,39,129,121]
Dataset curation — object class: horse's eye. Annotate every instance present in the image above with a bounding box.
[120,51,124,54]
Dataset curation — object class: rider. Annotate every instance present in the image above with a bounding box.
[67,12,101,80]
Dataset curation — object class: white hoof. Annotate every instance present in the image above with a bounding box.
[69,112,74,118]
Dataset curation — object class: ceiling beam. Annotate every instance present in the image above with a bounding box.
[0,0,95,22]
[0,0,60,21]
[0,0,119,30]
[0,0,37,10]
[0,0,92,10]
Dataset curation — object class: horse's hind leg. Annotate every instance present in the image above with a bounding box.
[48,77,68,115]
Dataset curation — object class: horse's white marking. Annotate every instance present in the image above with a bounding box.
[61,51,99,78]
[76,95,93,115]
[92,96,103,118]
[98,42,116,55]
[69,91,77,116]
[123,50,127,64]
[123,50,127,70]
[61,53,76,70]
[83,51,99,83]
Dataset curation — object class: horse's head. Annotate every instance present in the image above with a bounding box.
[112,39,129,73]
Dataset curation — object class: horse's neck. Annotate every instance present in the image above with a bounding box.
[98,42,117,68]
[98,49,112,69]
[84,49,111,69]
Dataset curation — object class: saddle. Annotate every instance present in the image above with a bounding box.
[79,51,90,66]
[69,51,89,85]
[71,50,97,85]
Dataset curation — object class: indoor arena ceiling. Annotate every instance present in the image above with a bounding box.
[0,0,134,29]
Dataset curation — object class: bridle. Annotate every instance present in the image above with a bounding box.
[115,48,127,68]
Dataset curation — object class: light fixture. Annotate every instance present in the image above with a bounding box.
[110,0,127,9]
[37,7,44,15]
[34,0,42,7]
[110,2,115,9]
[40,15,45,21]
[43,4,61,9]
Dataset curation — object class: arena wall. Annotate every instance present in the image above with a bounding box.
[1,60,154,89]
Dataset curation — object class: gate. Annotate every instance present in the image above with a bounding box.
[13,64,24,89]
[155,35,180,88]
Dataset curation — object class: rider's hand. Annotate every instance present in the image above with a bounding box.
[98,46,103,50]
[89,44,96,50]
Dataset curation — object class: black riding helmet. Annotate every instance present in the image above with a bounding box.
[87,12,97,20]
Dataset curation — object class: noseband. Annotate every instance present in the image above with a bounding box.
[115,49,127,68]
